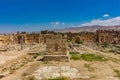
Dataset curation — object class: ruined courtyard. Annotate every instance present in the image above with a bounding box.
[0,30,120,80]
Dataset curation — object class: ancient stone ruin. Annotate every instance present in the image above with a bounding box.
[0,29,120,51]
[44,34,70,62]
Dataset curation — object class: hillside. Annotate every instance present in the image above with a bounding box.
[55,26,120,33]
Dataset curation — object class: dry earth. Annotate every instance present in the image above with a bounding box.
[0,44,120,80]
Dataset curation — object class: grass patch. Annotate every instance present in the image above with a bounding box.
[70,52,81,60]
[70,52,106,61]
[44,61,49,64]
[84,64,94,72]
[48,77,68,80]
[114,69,120,79]
[81,54,106,61]
[70,54,81,60]
[26,76,36,80]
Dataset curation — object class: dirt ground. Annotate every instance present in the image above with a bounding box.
[0,44,120,80]
[1,60,120,80]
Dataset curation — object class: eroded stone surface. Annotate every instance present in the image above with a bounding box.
[33,66,85,80]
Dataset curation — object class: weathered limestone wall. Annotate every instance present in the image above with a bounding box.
[66,30,120,45]
[44,55,69,62]
[44,34,70,62]
[0,30,120,47]
[97,30,120,44]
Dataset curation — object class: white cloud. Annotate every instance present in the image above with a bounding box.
[50,21,65,27]
[51,21,60,25]
[80,16,120,26]
[55,22,60,25]
[103,14,109,17]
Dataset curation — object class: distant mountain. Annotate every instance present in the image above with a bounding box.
[55,26,120,33]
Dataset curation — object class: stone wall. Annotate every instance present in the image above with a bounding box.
[97,30,120,45]
[0,30,120,47]
[44,55,69,62]
[66,30,120,45]
[44,34,70,62]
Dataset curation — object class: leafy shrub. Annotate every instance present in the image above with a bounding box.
[102,42,109,48]
[67,39,71,43]
[75,40,83,44]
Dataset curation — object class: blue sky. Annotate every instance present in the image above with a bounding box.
[0,0,120,33]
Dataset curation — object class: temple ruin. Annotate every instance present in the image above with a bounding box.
[44,34,70,62]
[0,29,119,51]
